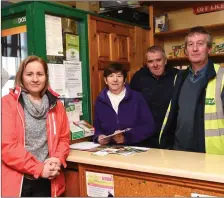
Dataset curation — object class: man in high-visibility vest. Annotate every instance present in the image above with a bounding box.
[130,46,178,148]
[160,26,224,155]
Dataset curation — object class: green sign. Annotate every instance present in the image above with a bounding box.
[2,16,26,30]
[65,33,80,61]
[205,98,215,105]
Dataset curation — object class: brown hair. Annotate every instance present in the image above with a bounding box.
[15,55,49,96]
[185,26,212,49]
[103,62,127,80]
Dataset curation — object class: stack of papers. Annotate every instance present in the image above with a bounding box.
[70,142,100,150]
[92,146,149,156]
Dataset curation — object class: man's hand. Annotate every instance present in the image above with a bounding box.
[112,130,124,144]
[98,135,110,145]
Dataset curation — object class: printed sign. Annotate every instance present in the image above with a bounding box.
[193,3,224,15]
[86,171,115,197]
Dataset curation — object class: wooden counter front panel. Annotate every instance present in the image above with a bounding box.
[78,164,224,197]
[113,176,224,197]
[63,162,80,197]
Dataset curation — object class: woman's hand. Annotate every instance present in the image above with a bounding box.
[98,135,110,145]
[112,130,124,144]
[42,157,61,179]
[41,161,59,179]
[44,157,61,169]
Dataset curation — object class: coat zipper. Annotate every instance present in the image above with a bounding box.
[17,104,25,197]
[52,113,56,135]
[49,112,57,197]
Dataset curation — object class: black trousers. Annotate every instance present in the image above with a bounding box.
[21,177,51,197]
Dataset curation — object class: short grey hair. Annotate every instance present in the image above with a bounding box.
[145,46,166,59]
[185,26,212,49]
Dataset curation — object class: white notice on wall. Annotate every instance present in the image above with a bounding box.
[64,60,83,98]
[48,63,66,97]
[45,15,63,56]
[86,171,115,197]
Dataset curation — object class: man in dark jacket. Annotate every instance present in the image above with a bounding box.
[130,46,178,148]
[160,26,224,154]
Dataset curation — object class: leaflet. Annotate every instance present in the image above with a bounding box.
[100,128,131,140]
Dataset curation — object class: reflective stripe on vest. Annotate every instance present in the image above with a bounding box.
[205,64,224,155]
[159,74,177,144]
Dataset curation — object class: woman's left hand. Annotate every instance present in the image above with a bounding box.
[44,157,61,168]
[112,130,124,144]
[44,157,61,179]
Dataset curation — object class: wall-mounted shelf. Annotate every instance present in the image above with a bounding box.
[167,53,224,66]
[154,23,224,38]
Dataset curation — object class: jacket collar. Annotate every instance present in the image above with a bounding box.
[98,83,132,104]
[10,85,59,109]
[181,59,216,81]
[204,59,216,80]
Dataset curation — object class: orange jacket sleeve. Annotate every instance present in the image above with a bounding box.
[1,97,44,179]
[52,101,70,168]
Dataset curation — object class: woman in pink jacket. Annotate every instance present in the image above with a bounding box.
[2,55,70,197]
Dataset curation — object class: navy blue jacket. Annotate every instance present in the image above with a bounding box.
[93,84,155,146]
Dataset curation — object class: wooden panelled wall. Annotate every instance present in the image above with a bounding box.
[88,15,149,120]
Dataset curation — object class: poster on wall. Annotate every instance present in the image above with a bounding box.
[86,171,115,197]
[45,14,63,56]
[65,34,80,61]
[48,63,66,97]
[48,61,83,98]
[64,60,83,98]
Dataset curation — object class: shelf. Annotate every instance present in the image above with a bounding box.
[167,53,224,66]
[154,23,224,38]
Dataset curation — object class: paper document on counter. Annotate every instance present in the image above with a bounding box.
[70,142,100,150]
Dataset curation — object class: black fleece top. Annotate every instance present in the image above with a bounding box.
[130,65,178,147]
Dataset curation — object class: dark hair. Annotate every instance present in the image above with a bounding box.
[185,26,212,48]
[103,62,127,80]
[145,45,166,59]
[15,55,49,96]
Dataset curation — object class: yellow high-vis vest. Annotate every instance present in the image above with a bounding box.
[159,64,224,155]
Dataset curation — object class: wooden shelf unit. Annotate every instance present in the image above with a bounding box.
[148,3,224,66]
[154,23,224,38]
[167,53,224,66]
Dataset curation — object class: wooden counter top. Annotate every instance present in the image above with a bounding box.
[66,148,224,183]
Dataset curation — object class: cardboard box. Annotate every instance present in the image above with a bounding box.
[74,120,95,137]
[70,123,85,140]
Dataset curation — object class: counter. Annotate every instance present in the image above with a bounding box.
[64,148,224,197]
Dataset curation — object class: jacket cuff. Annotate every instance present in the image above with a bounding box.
[33,163,44,179]
[59,156,67,168]
[93,135,100,143]
[53,154,67,168]
[124,130,133,145]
